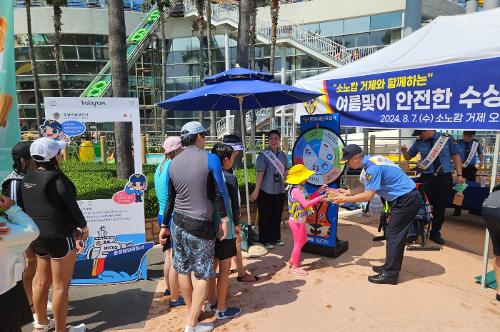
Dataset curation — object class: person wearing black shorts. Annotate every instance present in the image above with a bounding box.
[22,137,88,332]
[206,143,241,320]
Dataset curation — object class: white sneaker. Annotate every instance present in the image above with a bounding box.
[67,323,86,332]
[33,317,55,332]
[195,322,214,332]
[185,323,214,332]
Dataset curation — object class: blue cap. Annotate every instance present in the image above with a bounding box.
[180,121,209,137]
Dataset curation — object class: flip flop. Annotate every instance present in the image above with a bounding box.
[237,273,260,282]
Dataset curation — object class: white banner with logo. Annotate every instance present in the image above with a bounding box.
[45,97,151,285]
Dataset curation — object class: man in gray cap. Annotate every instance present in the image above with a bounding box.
[330,144,421,285]
[160,121,231,332]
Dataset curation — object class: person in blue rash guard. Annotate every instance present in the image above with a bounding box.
[159,121,230,332]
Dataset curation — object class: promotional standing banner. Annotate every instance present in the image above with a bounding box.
[292,113,348,257]
[45,97,152,285]
[323,57,500,130]
[0,2,21,181]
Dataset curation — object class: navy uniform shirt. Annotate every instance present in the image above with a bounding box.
[457,139,483,165]
[363,155,416,202]
[407,132,460,174]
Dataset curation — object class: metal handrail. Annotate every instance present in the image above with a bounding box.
[183,0,380,66]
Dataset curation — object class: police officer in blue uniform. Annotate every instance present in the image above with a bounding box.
[331,144,421,285]
[454,131,484,215]
[402,130,464,245]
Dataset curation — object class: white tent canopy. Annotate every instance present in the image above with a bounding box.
[294,7,500,289]
[295,7,500,120]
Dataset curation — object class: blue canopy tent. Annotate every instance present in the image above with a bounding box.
[158,67,322,226]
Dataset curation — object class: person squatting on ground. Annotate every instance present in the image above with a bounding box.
[154,136,185,307]
[0,195,39,332]
[205,143,242,319]
[1,141,39,317]
[221,134,259,283]
[22,137,88,332]
[402,130,464,245]
[454,131,485,216]
[331,144,421,285]
[250,130,289,249]
[285,164,327,276]
[159,121,231,332]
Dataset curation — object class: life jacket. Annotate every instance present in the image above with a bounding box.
[21,170,74,238]
[288,185,314,222]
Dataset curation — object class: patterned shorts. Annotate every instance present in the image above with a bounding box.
[171,222,215,280]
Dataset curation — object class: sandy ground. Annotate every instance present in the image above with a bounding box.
[112,211,500,332]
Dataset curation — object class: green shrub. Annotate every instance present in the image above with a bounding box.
[60,160,257,219]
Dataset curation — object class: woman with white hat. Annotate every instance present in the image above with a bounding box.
[22,137,87,332]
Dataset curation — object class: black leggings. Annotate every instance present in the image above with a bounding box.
[257,190,285,244]
[420,173,453,234]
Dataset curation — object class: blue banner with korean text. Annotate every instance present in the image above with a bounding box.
[326,57,500,130]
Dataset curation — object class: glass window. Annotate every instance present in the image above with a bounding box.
[94,46,109,60]
[319,20,343,37]
[256,58,270,73]
[296,55,318,69]
[78,46,94,60]
[344,16,370,34]
[15,62,32,75]
[370,12,402,30]
[15,48,30,61]
[34,47,55,60]
[302,23,320,34]
[343,33,369,48]
[172,37,193,51]
[62,46,78,60]
[37,62,57,75]
[369,29,402,46]
[174,77,194,90]
[295,69,319,80]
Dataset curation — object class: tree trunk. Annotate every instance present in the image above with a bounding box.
[160,1,167,137]
[268,0,279,126]
[249,0,257,70]
[109,0,134,179]
[195,0,205,123]
[52,0,64,96]
[235,0,251,144]
[206,0,217,136]
[25,0,43,129]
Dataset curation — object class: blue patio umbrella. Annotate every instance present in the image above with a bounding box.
[157,67,322,226]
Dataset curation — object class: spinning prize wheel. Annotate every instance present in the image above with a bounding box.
[292,127,345,185]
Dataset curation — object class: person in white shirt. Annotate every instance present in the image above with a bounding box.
[0,195,39,332]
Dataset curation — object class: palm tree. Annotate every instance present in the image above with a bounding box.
[268,0,279,125]
[109,0,133,179]
[25,0,43,128]
[235,0,251,142]
[193,0,205,123]
[206,0,217,135]
[46,0,65,96]
[157,0,171,137]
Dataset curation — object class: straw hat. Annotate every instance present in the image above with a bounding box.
[286,164,315,185]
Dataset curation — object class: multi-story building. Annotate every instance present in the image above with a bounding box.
[13,0,466,138]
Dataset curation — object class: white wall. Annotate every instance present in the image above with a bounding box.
[14,7,144,36]
[257,0,407,24]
